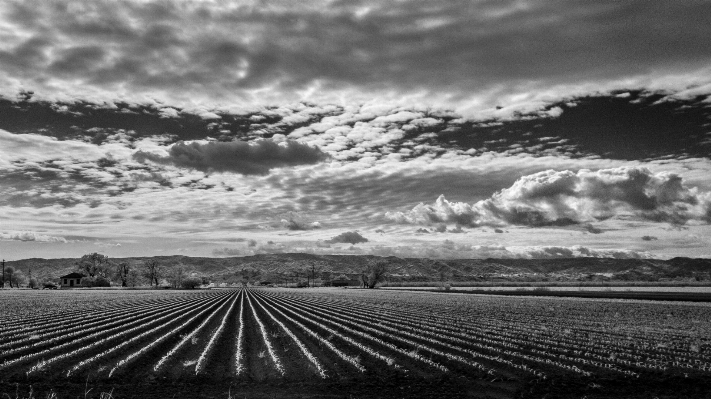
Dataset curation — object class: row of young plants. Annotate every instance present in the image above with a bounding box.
[301,293,642,376]
[0,290,232,375]
[0,294,203,352]
[0,291,204,336]
[279,288,711,376]
[0,290,198,328]
[3,287,709,381]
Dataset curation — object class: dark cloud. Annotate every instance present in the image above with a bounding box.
[642,236,659,241]
[415,228,430,234]
[133,139,328,175]
[278,212,322,230]
[448,225,465,233]
[327,231,369,245]
[1,1,709,104]
[434,224,447,233]
[387,167,711,228]
[583,223,603,234]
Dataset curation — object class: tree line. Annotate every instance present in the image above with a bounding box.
[2,254,391,289]
[74,253,206,288]
[236,259,390,289]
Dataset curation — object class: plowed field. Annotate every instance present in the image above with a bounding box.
[1,288,710,398]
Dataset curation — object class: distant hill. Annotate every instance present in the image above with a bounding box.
[6,254,711,284]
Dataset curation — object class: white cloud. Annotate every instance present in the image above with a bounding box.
[1,231,67,243]
[387,167,711,227]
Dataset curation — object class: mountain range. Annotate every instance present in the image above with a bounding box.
[5,254,711,284]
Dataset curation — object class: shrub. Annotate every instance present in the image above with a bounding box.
[81,276,111,287]
[94,276,111,287]
[181,277,202,289]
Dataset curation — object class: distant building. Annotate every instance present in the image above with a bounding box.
[59,272,85,288]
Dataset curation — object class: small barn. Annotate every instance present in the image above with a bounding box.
[59,272,85,288]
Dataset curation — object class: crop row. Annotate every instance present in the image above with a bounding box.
[1,288,710,382]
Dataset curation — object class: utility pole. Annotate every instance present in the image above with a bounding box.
[311,263,315,288]
[1,259,4,289]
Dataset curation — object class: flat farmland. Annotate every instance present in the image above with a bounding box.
[385,286,711,292]
[1,288,710,398]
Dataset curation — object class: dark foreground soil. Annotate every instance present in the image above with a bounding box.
[2,375,500,399]
[3,374,711,399]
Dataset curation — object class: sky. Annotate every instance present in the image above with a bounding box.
[1,0,711,261]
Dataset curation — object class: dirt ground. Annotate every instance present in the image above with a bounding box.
[3,373,711,399]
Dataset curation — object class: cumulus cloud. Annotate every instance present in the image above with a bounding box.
[279,213,322,231]
[133,139,328,175]
[327,231,369,245]
[387,167,711,228]
[1,231,67,243]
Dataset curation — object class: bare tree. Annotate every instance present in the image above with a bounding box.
[168,264,187,289]
[126,268,142,287]
[361,260,389,289]
[1,267,26,288]
[4,266,15,288]
[116,262,131,287]
[76,253,111,278]
[143,259,163,287]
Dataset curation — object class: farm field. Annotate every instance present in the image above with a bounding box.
[384,286,711,292]
[1,288,711,398]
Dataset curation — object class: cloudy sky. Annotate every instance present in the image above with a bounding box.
[1,0,711,261]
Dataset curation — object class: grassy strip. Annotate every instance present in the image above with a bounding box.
[403,289,711,302]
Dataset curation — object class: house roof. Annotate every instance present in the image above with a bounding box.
[60,272,86,279]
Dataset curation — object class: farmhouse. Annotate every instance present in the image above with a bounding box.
[59,272,85,288]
